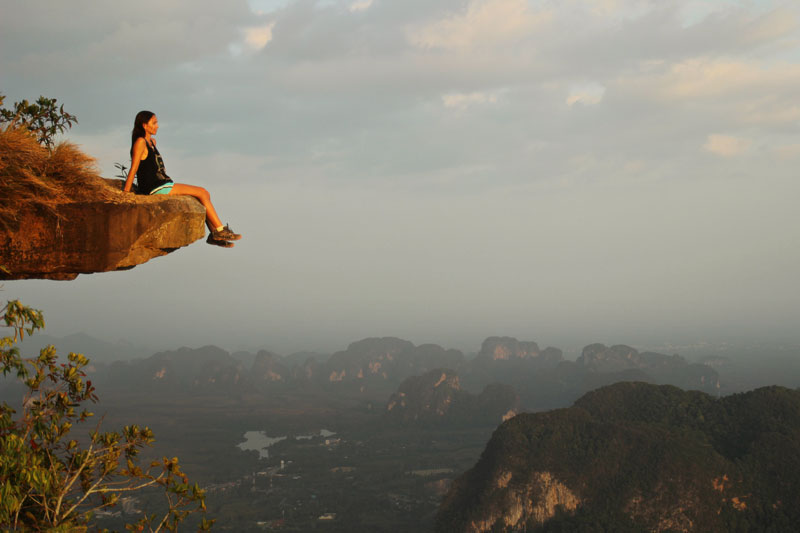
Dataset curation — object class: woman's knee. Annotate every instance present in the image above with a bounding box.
[172,183,212,203]
[188,186,210,202]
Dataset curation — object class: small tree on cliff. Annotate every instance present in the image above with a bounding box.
[0,93,77,149]
[0,299,214,531]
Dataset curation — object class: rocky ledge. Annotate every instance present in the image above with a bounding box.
[0,128,206,280]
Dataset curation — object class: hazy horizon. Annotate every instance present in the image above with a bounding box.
[14,314,800,363]
[3,0,799,356]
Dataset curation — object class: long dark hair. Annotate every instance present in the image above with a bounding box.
[131,110,155,156]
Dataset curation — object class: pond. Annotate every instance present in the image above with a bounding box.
[237,429,336,459]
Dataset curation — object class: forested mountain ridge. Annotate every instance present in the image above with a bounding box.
[436,382,800,532]
[42,337,718,407]
[384,368,519,426]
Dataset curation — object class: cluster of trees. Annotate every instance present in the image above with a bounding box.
[437,382,800,532]
[1,299,214,531]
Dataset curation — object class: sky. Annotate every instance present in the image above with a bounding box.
[2,0,799,356]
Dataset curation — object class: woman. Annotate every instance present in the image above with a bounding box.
[123,110,241,247]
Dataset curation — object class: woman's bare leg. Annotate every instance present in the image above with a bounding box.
[169,183,223,230]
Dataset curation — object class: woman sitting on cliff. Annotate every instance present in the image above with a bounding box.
[123,110,241,247]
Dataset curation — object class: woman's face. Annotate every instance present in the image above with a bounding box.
[144,115,159,135]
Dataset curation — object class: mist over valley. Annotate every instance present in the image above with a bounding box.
[4,333,800,531]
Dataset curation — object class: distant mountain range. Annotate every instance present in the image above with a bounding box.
[437,382,800,532]
[462,338,719,409]
[8,331,799,532]
[5,332,726,413]
[38,336,719,413]
[15,332,153,363]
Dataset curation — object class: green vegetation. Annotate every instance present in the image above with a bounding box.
[0,300,213,531]
[0,93,77,149]
[437,382,800,532]
[83,386,491,532]
[0,105,112,235]
[5,333,798,531]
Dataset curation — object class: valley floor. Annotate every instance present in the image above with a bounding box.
[93,389,496,532]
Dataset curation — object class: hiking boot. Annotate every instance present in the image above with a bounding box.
[207,234,234,248]
[212,224,241,241]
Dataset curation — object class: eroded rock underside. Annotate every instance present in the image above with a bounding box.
[1,180,206,280]
[1,128,208,280]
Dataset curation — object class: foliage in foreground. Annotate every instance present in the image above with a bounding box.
[0,115,113,234]
[0,93,77,149]
[0,299,214,531]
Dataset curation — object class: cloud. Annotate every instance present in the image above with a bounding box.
[661,59,800,100]
[0,0,252,80]
[442,91,498,110]
[772,143,800,160]
[612,56,800,128]
[740,6,799,45]
[243,21,276,51]
[349,0,373,13]
[248,0,292,15]
[407,0,553,50]
[582,0,653,19]
[704,134,751,157]
[566,82,606,106]
[5,0,800,353]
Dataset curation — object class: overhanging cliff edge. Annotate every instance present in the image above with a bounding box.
[0,127,206,280]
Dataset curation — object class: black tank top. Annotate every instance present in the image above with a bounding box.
[135,139,172,194]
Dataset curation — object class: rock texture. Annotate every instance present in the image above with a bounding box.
[386,369,462,420]
[1,180,205,280]
[436,382,800,532]
[104,345,245,392]
[251,350,289,382]
[0,128,206,280]
[472,337,564,370]
[385,368,519,426]
[321,337,465,388]
[577,343,720,392]
[478,336,543,361]
[466,471,580,532]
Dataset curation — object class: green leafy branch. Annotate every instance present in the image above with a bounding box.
[1,300,214,532]
[0,94,78,149]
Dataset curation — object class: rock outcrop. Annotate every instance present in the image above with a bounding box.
[103,345,245,392]
[473,337,564,368]
[477,336,542,361]
[322,337,465,388]
[436,383,800,532]
[463,470,580,532]
[386,369,463,421]
[577,343,720,392]
[0,127,206,280]
[385,368,519,426]
[251,350,289,383]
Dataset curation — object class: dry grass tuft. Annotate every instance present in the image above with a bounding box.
[0,125,115,231]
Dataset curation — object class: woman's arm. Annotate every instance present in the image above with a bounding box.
[124,138,147,192]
